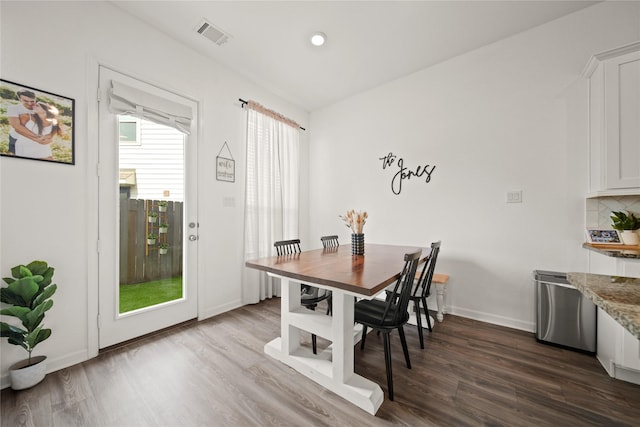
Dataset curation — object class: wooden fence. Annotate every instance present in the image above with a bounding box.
[119,199,183,284]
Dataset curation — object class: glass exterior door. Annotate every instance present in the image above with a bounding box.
[98,67,198,348]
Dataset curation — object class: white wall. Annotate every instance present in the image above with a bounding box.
[0,1,309,387]
[308,2,640,330]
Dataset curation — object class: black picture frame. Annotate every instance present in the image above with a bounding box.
[0,79,75,165]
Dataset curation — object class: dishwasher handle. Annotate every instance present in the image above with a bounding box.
[536,280,574,290]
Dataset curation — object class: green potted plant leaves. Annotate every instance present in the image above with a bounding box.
[159,223,169,234]
[159,242,169,255]
[148,211,158,223]
[147,233,158,245]
[157,201,168,212]
[610,211,640,245]
[0,260,56,390]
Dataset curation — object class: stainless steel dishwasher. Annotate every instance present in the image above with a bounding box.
[534,270,596,353]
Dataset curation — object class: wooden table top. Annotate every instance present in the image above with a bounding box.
[246,243,428,297]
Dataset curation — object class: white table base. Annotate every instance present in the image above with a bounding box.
[265,275,384,415]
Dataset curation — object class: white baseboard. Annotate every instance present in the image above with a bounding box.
[597,354,615,377]
[1,349,90,390]
[449,305,535,333]
[199,299,242,321]
[613,363,640,385]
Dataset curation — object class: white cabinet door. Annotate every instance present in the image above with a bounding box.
[597,307,619,376]
[584,42,640,195]
[621,327,640,371]
[604,49,640,189]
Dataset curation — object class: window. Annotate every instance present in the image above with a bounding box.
[118,115,141,145]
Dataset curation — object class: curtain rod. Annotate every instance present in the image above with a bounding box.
[239,98,306,131]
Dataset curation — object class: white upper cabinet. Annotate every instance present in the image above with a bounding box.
[584,42,640,196]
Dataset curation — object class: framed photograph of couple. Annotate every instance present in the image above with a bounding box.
[0,79,75,165]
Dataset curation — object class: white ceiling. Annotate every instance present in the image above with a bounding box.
[112,1,599,111]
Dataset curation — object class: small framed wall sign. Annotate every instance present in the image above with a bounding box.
[585,229,622,244]
[0,79,75,165]
[216,141,235,182]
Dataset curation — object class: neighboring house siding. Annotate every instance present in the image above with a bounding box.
[119,119,185,201]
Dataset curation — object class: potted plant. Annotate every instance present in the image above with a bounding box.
[610,211,640,245]
[159,223,169,234]
[157,201,168,212]
[148,211,158,223]
[0,260,56,390]
[147,233,158,245]
[159,242,169,255]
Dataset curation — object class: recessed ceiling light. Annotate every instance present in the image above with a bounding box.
[310,32,326,47]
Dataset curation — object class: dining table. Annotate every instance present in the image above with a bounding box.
[245,243,430,415]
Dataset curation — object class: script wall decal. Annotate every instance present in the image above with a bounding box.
[379,152,436,195]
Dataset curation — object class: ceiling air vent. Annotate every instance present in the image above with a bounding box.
[196,20,231,46]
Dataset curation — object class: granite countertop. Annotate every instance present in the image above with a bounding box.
[583,243,640,259]
[567,272,640,339]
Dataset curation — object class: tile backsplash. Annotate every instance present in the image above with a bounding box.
[586,196,640,228]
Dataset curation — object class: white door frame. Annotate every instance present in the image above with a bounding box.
[88,63,200,352]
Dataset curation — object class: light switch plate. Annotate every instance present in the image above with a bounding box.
[223,196,235,207]
[507,190,523,203]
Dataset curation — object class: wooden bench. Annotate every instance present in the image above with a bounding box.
[379,272,451,323]
[410,272,450,323]
[433,273,449,285]
[432,274,449,322]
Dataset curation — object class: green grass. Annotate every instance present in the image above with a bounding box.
[119,276,183,313]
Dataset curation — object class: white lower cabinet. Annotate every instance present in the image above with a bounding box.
[590,253,640,384]
[597,308,640,385]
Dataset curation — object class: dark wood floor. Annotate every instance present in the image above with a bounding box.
[3,298,640,426]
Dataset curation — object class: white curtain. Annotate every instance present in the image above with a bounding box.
[241,106,300,304]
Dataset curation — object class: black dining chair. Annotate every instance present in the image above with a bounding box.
[273,239,302,256]
[320,235,339,249]
[319,235,339,313]
[391,241,441,349]
[274,239,331,354]
[355,249,422,401]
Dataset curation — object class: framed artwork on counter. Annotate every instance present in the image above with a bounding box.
[585,229,622,245]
